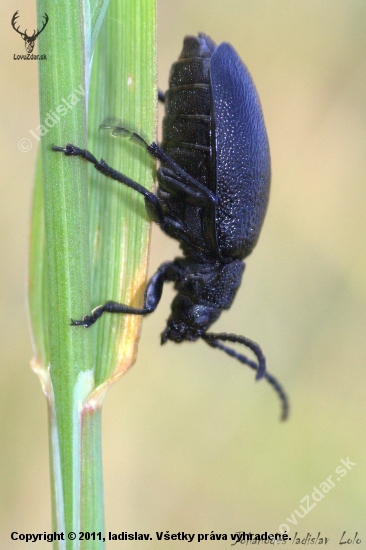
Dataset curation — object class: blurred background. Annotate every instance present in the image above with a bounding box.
[1,0,365,547]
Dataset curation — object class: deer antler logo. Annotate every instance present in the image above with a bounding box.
[11,11,49,54]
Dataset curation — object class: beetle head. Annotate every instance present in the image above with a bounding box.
[161,294,220,344]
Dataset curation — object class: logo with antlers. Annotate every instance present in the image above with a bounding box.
[11,11,49,54]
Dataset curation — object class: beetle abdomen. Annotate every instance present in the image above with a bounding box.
[157,34,219,257]
[161,34,215,191]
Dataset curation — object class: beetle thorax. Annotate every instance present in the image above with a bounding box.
[161,258,245,343]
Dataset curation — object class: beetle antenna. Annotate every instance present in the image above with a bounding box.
[202,332,266,380]
[202,332,289,420]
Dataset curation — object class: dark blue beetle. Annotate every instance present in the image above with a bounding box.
[53,33,289,419]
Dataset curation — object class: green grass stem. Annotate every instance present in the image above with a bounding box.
[29,1,156,547]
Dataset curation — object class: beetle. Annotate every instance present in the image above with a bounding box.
[53,33,289,419]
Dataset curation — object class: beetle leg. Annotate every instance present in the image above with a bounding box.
[158,89,165,103]
[71,261,179,328]
[52,143,165,224]
[98,125,217,204]
[52,143,202,245]
[150,142,217,204]
[157,168,211,203]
